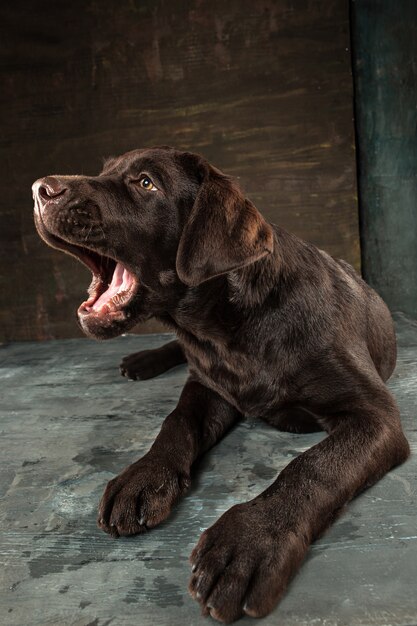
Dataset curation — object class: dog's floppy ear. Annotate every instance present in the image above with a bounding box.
[176,160,274,287]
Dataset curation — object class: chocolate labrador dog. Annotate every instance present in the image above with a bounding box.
[33,147,409,623]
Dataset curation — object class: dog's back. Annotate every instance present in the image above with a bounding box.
[335,257,397,382]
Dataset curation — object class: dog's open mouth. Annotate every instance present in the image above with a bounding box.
[35,222,139,321]
[79,258,138,319]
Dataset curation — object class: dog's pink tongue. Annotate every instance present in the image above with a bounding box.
[92,262,134,310]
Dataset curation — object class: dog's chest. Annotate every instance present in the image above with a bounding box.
[180,334,280,417]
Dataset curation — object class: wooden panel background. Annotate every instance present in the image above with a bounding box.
[0,0,358,341]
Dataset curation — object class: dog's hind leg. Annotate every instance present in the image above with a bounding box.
[120,339,186,380]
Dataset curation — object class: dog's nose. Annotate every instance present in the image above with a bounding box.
[32,176,68,207]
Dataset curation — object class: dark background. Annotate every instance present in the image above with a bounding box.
[1,0,359,341]
[352,0,417,320]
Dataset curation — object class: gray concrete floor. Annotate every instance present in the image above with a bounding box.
[1,314,416,626]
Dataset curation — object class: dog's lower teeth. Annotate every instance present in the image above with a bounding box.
[113,292,128,305]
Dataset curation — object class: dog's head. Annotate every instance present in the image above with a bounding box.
[33,147,274,339]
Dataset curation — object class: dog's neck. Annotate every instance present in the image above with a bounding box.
[228,246,280,308]
[157,227,291,346]
[227,227,299,308]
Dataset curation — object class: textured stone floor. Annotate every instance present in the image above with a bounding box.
[1,314,416,626]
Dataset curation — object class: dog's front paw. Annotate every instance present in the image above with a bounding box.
[119,349,165,380]
[189,501,305,623]
[98,454,190,537]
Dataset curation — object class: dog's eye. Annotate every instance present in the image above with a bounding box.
[138,176,158,191]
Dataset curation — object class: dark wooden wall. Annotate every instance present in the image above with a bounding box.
[0,0,358,341]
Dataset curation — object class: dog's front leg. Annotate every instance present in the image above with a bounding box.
[98,378,241,537]
[189,389,409,623]
[119,339,186,380]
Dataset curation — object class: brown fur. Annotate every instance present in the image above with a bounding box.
[33,147,410,623]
